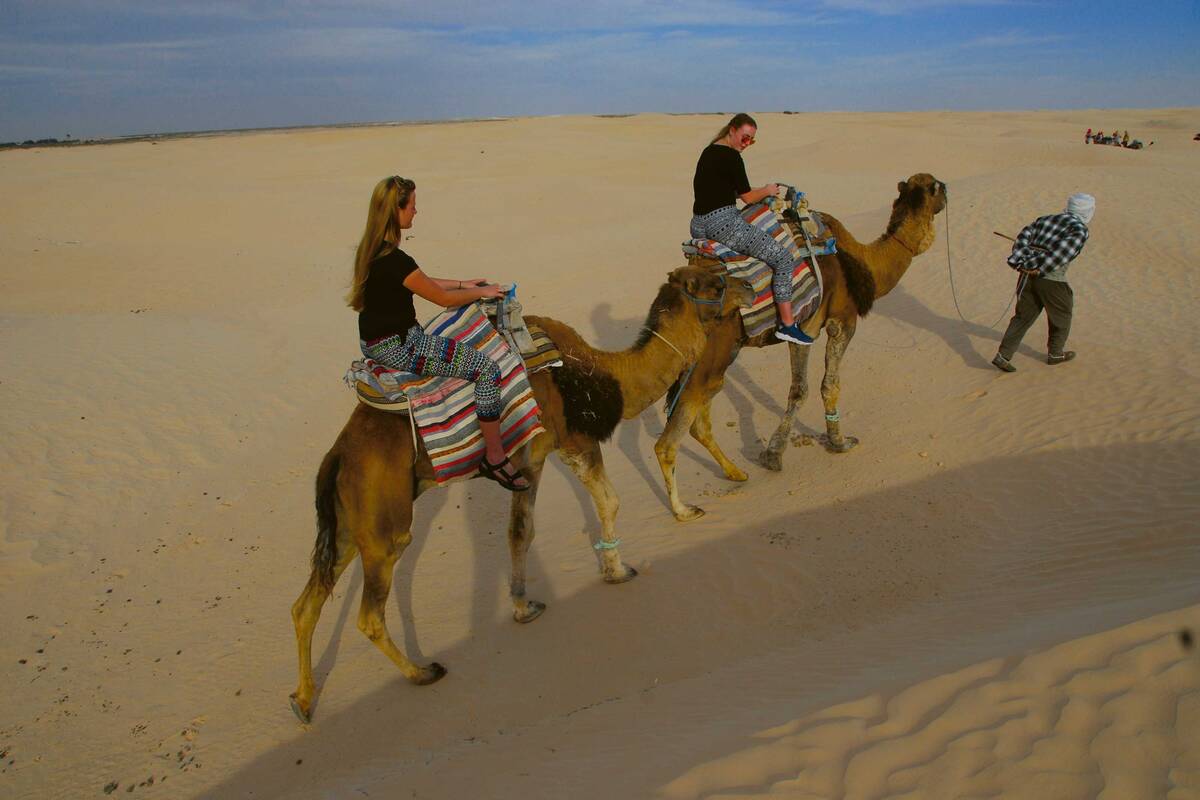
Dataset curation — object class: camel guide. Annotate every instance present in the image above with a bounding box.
[350,175,529,491]
[689,112,817,346]
[992,193,1094,372]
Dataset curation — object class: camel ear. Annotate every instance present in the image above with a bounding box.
[898,180,906,193]
[667,268,684,286]
[684,275,702,297]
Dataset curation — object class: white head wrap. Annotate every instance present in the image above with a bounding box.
[1066,193,1095,224]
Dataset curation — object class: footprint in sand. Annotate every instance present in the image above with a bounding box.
[963,388,988,400]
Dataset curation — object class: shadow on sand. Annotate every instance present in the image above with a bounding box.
[200,439,1199,799]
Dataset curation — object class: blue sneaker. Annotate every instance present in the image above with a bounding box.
[775,323,815,346]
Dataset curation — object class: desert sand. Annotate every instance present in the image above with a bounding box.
[1,109,1198,799]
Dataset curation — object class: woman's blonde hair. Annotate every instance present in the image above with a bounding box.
[346,176,416,310]
[710,112,757,144]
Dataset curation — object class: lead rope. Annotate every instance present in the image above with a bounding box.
[943,194,1021,330]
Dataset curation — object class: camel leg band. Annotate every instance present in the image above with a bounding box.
[825,411,840,422]
[593,539,621,551]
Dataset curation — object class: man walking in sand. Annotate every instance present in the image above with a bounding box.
[992,193,1094,372]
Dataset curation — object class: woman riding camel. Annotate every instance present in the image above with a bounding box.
[348,176,529,491]
[689,113,814,345]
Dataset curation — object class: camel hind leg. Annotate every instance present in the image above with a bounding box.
[289,533,359,724]
[355,529,447,686]
[761,341,813,471]
[560,441,637,583]
[508,434,551,623]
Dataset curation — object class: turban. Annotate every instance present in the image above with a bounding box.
[1066,193,1095,224]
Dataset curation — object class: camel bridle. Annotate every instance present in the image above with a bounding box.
[681,274,728,324]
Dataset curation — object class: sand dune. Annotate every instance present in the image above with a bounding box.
[1,108,1197,798]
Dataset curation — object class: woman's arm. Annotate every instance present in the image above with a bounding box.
[403,268,503,308]
[738,183,780,205]
[428,276,491,291]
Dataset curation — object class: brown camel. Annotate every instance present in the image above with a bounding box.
[289,266,753,722]
[654,173,947,521]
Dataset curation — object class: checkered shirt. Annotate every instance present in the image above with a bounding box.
[1007,212,1089,279]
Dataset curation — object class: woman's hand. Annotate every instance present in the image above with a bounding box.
[459,277,489,288]
[764,183,780,198]
[475,283,505,299]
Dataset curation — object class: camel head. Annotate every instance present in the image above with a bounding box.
[887,173,947,255]
[893,173,947,219]
[666,266,755,327]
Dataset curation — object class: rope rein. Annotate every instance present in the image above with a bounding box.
[943,193,1021,330]
[643,327,686,359]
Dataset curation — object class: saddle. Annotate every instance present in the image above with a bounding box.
[343,302,550,485]
[682,186,833,338]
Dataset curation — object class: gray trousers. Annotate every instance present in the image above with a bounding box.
[998,276,1074,358]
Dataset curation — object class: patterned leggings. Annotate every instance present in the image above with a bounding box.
[692,205,795,314]
[362,325,503,421]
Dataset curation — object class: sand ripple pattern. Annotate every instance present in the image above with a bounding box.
[661,606,1200,800]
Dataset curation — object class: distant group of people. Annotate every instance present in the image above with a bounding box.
[1084,128,1151,149]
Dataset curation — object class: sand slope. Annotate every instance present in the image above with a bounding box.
[1,109,1197,798]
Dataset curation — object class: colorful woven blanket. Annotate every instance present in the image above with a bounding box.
[683,202,824,339]
[344,304,546,485]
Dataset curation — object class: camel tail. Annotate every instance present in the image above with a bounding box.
[838,249,876,317]
[311,451,341,591]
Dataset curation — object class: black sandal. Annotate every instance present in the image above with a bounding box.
[478,455,530,492]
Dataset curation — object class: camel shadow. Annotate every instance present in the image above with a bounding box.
[203,439,1200,800]
[877,285,1042,369]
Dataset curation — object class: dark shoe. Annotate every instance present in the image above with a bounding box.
[477,455,530,492]
[1046,351,1076,365]
[775,323,815,346]
[991,353,1016,373]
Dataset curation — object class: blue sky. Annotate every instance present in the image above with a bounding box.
[1,0,1197,141]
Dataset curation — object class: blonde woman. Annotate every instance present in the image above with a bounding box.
[690,113,813,345]
[348,176,528,491]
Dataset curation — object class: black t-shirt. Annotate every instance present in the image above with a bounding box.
[358,247,420,341]
[692,143,751,215]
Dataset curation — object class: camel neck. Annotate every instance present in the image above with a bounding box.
[608,319,702,418]
[869,216,931,298]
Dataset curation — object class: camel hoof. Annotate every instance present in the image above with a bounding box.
[822,435,859,454]
[759,450,784,472]
[413,662,448,686]
[289,694,312,725]
[673,505,706,522]
[604,565,638,584]
[724,467,749,482]
[513,600,546,624]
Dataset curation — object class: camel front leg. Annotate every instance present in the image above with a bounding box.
[507,436,550,623]
[761,341,813,471]
[290,536,359,724]
[357,531,447,686]
[654,390,708,522]
[561,442,637,583]
[690,399,748,482]
[820,318,858,453]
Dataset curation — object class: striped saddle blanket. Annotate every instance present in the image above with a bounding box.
[683,202,829,339]
[344,304,553,485]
